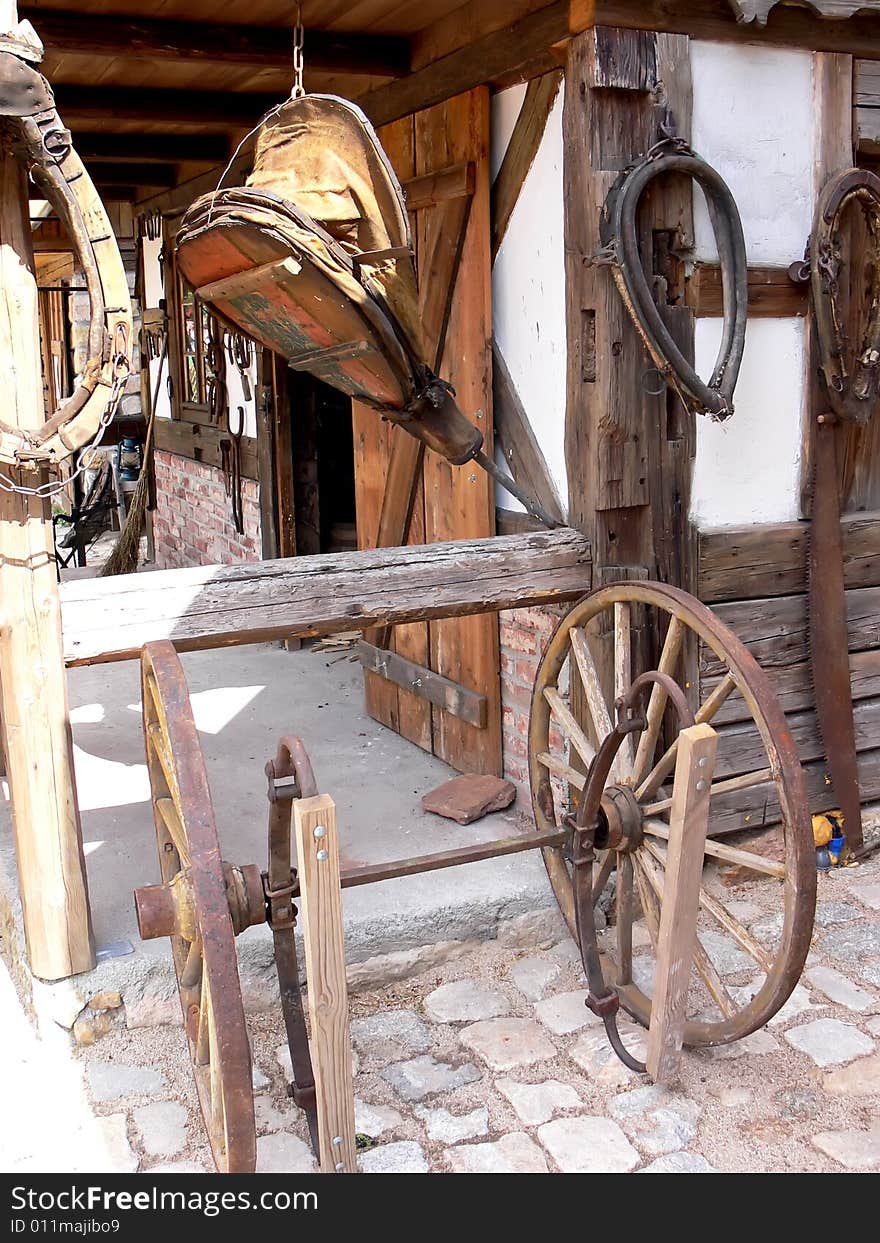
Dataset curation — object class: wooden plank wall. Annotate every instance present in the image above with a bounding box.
[353,88,502,776]
[699,514,880,832]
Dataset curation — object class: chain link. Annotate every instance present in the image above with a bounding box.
[0,356,128,500]
[292,3,305,98]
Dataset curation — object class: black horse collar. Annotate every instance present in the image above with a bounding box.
[600,137,748,422]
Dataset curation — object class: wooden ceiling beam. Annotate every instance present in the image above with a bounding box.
[361,0,880,128]
[75,132,230,164]
[85,162,176,187]
[52,85,278,128]
[22,8,410,78]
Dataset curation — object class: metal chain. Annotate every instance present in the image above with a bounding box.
[292,3,305,98]
[0,355,129,499]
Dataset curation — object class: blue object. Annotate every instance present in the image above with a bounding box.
[828,834,846,864]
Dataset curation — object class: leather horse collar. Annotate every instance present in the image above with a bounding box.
[811,167,880,424]
[600,136,748,422]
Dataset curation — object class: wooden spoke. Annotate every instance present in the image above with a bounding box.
[641,839,774,972]
[631,616,685,786]
[643,819,786,879]
[569,625,613,740]
[616,855,634,986]
[543,686,596,768]
[147,723,178,800]
[179,937,203,990]
[633,852,660,946]
[155,795,190,863]
[196,983,211,1067]
[537,750,586,791]
[614,603,634,774]
[636,671,739,801]
[592,848,616,905]
[643,767,772,817]
[637,848,736,1019]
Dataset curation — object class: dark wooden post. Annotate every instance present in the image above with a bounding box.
[563,27,696,723]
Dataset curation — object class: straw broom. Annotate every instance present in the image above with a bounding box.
[101,340,167,577]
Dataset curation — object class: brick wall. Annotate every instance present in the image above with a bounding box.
[152,449,262,569]
[499,603,568,788]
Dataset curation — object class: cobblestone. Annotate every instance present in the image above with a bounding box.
[784,1018,874,1067]
[538,1117,639,1173]
[447,1132,548,1173]
[424,980,511,1023]
[460,1018,555,1071]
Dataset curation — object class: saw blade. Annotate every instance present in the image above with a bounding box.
[806,417,863,854]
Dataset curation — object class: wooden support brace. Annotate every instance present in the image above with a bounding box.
[291,793,357,1174]
[0,120,94,980]
[646,722,718,1084]
[357,641,487,727]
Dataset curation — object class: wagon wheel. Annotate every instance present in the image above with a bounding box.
[529,582,816,1047]
[135,641,259,1173]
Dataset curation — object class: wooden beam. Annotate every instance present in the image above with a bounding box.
[154,418,259,482]
[76,133,230,164]
[646,722,717,1084]
[360,3,573,128]
[85,162,176,188]
[699,512,880,602]
[492,338,565,524]
[357,640,488,727]
[687,263,808,318]
[22,9,409,78]
[291,793,357,1175]
[360,0,880,129]
[53,85,278,130]
[0,129,94,979]
[492,69,562,261]
[60,528,593,667]
[586,0,880,57]
[403,161,474,212]
[495,506,543,535]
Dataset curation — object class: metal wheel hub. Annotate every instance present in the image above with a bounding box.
[597,785,643,854]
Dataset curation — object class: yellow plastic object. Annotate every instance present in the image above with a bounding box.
[812,813,834,848]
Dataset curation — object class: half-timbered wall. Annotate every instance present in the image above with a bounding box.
[141,234,263,569]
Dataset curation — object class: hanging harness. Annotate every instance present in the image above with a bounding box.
[176,92,559,527]
[600,136,749,421]
[811,167,880,424]
[0,49,132,475]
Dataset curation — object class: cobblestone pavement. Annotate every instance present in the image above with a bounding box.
[4,850,880,1174]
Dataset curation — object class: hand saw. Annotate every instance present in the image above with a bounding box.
[807,167,880,858]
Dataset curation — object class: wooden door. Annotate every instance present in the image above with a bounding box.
[353,88,502,776]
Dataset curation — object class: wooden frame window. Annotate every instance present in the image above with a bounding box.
[165,222,218,418]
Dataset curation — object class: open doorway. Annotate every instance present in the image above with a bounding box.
[288,370,357,556]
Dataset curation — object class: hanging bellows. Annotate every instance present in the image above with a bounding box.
[176,94,482,466]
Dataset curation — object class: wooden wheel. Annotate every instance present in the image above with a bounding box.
[135,641,259,1173]
[529,582,816,1048]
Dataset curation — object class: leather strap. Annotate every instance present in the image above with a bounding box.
[600,137,748,422]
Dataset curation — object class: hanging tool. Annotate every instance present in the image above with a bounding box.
[804,167,880,858]
[226,405,245,535]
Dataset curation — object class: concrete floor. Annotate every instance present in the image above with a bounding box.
[1,642,555,994]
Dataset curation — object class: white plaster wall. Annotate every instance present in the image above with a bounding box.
[491,83,568,514]
[689,40,814,527]
[142,235,257,437]
[691,42,814,264]
[143,237,171,423]
[691,317,806,528]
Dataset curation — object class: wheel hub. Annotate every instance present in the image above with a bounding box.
[597,784,643,853]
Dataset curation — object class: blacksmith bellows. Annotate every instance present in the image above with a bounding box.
[176,93,558,527]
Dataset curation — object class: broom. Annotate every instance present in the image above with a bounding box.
[101,340,167,577]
